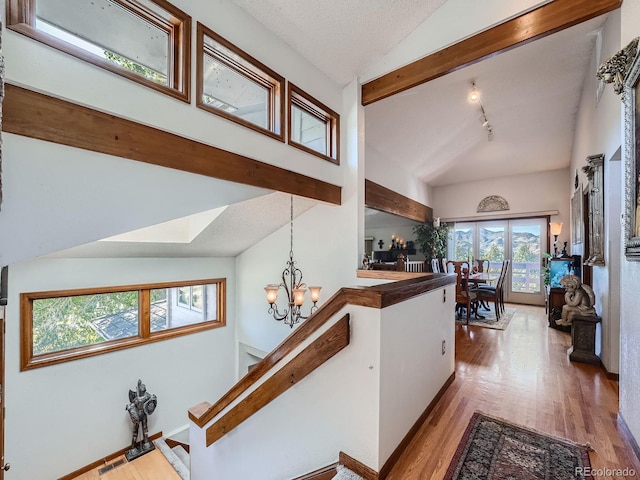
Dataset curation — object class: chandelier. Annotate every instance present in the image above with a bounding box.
[264,196,321,327]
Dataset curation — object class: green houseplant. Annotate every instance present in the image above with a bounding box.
[413,221,450,270]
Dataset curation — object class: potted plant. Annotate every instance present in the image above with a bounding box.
[413,221,450,271]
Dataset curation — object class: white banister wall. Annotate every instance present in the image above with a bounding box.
[378,284,455,468]
[190,284,455,479]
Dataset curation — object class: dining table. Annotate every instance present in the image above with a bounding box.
[468,271,500,286]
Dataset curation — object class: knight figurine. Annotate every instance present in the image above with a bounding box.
[125,379,158,461]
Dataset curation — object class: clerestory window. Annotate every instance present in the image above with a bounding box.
[7,0,191,102]
[20,278,225,370]
[196,22,285,141]
[288,83,340,164]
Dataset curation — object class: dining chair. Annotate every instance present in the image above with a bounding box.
[431,258,441,273]
[441,257,449,273]
[474,258,489,272]
[477,259,510,317]
[446,260,478,323]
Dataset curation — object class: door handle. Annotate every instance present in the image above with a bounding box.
[2,463,10,471]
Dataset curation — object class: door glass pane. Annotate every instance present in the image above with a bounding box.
[479,225,505,272]
[511,225,542,294]
[453,226,473,262]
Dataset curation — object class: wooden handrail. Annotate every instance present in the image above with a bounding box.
[206,314,350,445]
[188,273,455,427]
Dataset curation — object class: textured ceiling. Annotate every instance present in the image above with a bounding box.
[365,16,608,187]
[229,0,448,86]
[48,5,611,259]
[47,192,317,258]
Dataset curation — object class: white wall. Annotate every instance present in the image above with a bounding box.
[5,257,237,480]
[431,169,570,245]
[619,0,640,447]
[191,286,455,479]
[378,285,455,468]
[191,305,382,480]
[0,0,345,267]
[235,80,362,355]
[568,10,622,374]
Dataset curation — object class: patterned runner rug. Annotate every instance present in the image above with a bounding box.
[455,307,516,330]
[445,411,594,480]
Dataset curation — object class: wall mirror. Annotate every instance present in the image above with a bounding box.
[623,43,640,260]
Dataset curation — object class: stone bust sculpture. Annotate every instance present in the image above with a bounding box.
[556,275,596,327]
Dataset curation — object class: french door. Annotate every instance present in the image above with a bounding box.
[451,218,547,306]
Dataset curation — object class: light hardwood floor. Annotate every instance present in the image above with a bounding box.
[386,304,640,480]
[71,450,181,480]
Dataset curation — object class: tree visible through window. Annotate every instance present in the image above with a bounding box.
[21,279,225,370]
[7,0,191,102]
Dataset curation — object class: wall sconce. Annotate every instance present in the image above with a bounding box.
[550,222,563,256]
[433,217,441,228]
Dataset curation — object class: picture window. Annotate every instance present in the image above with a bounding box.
[21,278,225,370]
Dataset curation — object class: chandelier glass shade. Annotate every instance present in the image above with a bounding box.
[265,196,321,327]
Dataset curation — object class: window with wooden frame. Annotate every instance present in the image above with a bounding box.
[6,0,191,102]
[20,278,225,370]
[288,83,340,165]
[196,22,285,141]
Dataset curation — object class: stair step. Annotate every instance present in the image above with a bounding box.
[332,465,364,480]
[172,445,190,470]
[155,438,190,480]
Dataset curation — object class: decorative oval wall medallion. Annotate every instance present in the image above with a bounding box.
[477,195,510,213]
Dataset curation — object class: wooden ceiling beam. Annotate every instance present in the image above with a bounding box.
[3,84,342,205]
[361,0,622,106]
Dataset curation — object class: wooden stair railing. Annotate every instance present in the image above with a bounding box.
[206,314,350,445]
[188,273,456,439]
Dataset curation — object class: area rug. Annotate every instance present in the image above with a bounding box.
[456,307,516,330]
[444,411,594,480]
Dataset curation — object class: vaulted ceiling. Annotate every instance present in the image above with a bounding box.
[53,1,614,257]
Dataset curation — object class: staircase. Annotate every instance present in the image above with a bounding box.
[156,434,190,480]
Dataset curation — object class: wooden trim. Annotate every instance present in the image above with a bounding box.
[290,463,338,480]
[205,314,350,446]
[617,413,640,465]
[57,431,163,480]
[288,82,340,165]
[378,372,455,479]
[190,274,455,427]
[339,452,379,480]
[361,0,622,105]
[365,179,431,223]
[3,84,342,205]
[196,22,285,142]
[6,0,34,26]
[164,438,189,454]
[356,270,428,281]
[20,278,226,370]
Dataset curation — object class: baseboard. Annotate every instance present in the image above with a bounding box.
[378,371,456,479]
[57,431,163,480]
[291,463,338,480]
[617,413,640,464]
[601,361,620,381]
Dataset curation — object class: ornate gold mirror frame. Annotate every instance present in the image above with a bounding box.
[599,37,640,260]
[622,40,640,259]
